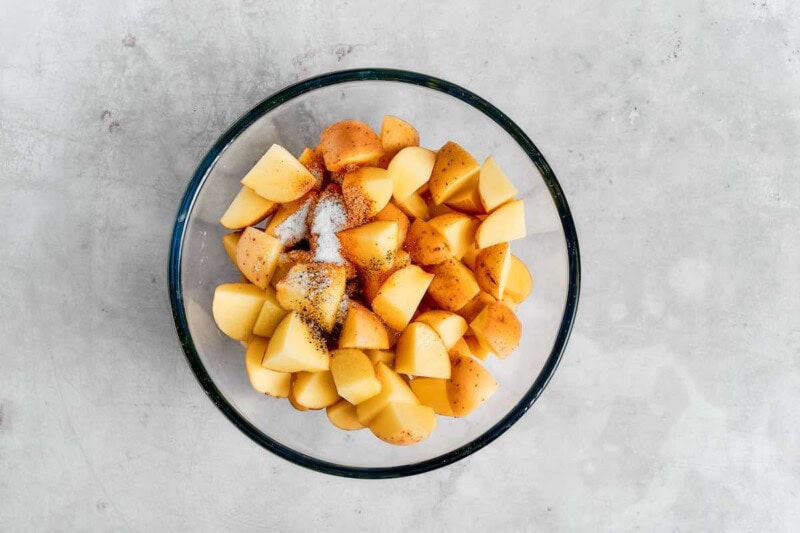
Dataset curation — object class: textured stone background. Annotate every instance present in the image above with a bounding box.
[1,1,798,531]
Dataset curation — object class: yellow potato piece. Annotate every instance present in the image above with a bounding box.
[319,120,384,172]
[475,199,526,249]
[342,167,393,223]
[288,382,309,411]
[293,370,340,409]
[339,302,390,350]
[410,378,454,416]
[374,202,410,246]
[393,190,430,220]
[429,141,480,205]
[444,173,484,215]
[387,146,436,200]
[330,348,383,404]
[326,400,365,431]
[428,213,479,260]
[365,349,395,367]
[222,232,242,266]
[428,258,480,311]
[456,291,496,323]
[359,249,411,304]
[236,227,283,289]
[356,362,419,425]
[415,310,468,350]
[244,337,291,397]
[369,403,437,446]
[220,186,277,230]
[448,337,473,359]
[505,255,533,303]
[337,220,399,271]
[261,312,329,372]
[464,335,493,361]
[474,243,512,299]
[395,322,451,379]
[264,192,316,246]
[270,250,312,289]
[297,147,326,190]
[469,302,522,359]
[275,262,346,332]
[381,115,420,156]
[403,219,451,266]
[371,265,434,331]
[447,354,498,417]
[240,144,317,203]
[478,156,518,212]
[212,283,266,341]
[252,286,288,338]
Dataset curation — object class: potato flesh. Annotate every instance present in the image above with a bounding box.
[371,265,434,331]
[341,167,393,223]
[369,403,437,445]
[393,191,430,221]
[212,283,266,341]
[244,337,291,397]
[410,378,454,416]
[337,220,399,271]
[428,258,480,311]
[275,263,346,332]
[388,147,436,200]
[381,115,420,155]
[330,349,382,404]
[236,227,283,289]
[478,156,518,212]
[475,199,526,249]
[444,173,484,215]
[220,186,276,230]
[339,303,390,350]
[252,286,288,338]
[505,255,533,303]
[293,370,340,409]
[428,213,479,260]
[429,141,480,205]
[415,310,468,350]
[222,232,242,266]
[374,202,410,246]
[261,312,329,372]
[241,144,317,203]
[326,400,365,430]
[447,354,499,417]
[356,362,419,425]
[394,322,451,378]
[469,302,522,358]
[365,349,395,366]
[474,243,512,300]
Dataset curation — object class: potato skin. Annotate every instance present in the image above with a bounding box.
[319,120,384,172]
[427,258,480,311]
[403,219,451,265]
[469,302,522,358]
[446,354,498,417]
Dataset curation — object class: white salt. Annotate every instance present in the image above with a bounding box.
[311,194,347,264]
[275,198,312,246]
[335,294,350,325]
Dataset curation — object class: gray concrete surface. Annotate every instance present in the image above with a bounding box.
[1,1,799,531]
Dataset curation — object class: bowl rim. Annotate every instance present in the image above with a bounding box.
[168,68,581,479]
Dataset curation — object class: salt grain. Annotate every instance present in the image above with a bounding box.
[311,193,347,264]
[275,198,312,246]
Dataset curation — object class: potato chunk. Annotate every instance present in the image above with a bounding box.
[428,258,480,311]
[212,283,266,340]
[403,219,451,265]
[330,348,382,404]
[356,362,419,425]
[236,227,283,289]
[371,265,434,331]
[337,220,399,271]
[410,378,454,416]
[478,156,517,212]
[428,213,479,260]
[475,199,526,249]
[469,302,522,358]
[369,403,436,445]
[293,370,340,409]
[474,243,512,300]
[394,322,451,379]
[429,141,480,205]
[342,167,393,223]
[220,186,277,230]
[447,354,498,417]
[339,302,390,350]
[261,312,329,372]
[388,146,436,200]
[275,262,346,332]
[505,255,533,303]
[414,310,468,350]
[319,120,384,172]
[326,400,365,431]
[240,144,317,203]
[244,337,291,397]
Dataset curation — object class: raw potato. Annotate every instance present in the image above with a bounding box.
[220,187,277,230]
[475,199,526,249]
[427,258,480,311]
[415,310,468,350]
[387,147,436,200]
[342,167,393,223]
[359,250,411,303]
[456,290,496,323]
[293,370,340,409]
[261,312,329,372]
[298,147,326,190]
[326,400,364,430]
[447,354,499,417]
[369,403,437,445]
[330,349,382,404]
[393,190,430,220]
[403,219,451,265]
[222,232,242,265]
[244,337,291,397]
[365,349,395,366]
[236,227,283,289]
[356,362,419,425]
[337,221,399,271]
[394,322,451,378]
[265,192,316,246]
[371,265,435,331]
[275,262,346,332]
[428,213,479,260]
[474,243,512,299]
[212,283,266,340]
[444,173,484,214]
[448,337,474,359]
[478,156,518,212]
[288,382,309,411]
[428,201,456,218]
[469,302,522,358]
[429,141,480,205]
[241,144,318,203]
[461,242,480,270]
[319,120,384,172]
[252,286,288,337]
[339,302,390,350]
[410,378,454,416]
[374,202,410,246]
[380,115,420,157]
[464,335,493,361]
[271,250,312,288]
[505,255,533,303]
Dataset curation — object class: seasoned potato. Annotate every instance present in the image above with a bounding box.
[371,265,435,331]
[410,378,454,416]
[374,202,410,246]
[330,348,382,404]
[415,310,468,350]
[429,141,480,205]
[293,370,340,409]
[444,173,484,214]
[478,156,518,212]
[380,115,420,157]
[222,232,242,266]
[212,283,266,340]
[365,349,395,366]
[220,186,277,230]
[403,219,451,265]
[456,290,495,323]
[394,322,451,378]
[270,250,313,289]
[244,337,291,397]
[505,255,533,303]
[261,312,329,372]
[342,167,393,223]
[427,258,480,311]
[252,285,288,337]
[275,262,346,332]
[447,354,498,417]
[359,249,411,303]
[356,362,419,425]
[387,146,436,200]
[474,243,512,299]
[369,403,437,445]
[326,400,365,430]
[337,220,399,271]
[319,120,384,172]
[428,213,479,260]
[241,144,318,203]
[236,227,283,289]
[265,192,316,246]
[464,335,493,361]
[339,302,390,350]
[469,302,522,358]
[475,199,526,249]
[393,190,430,220]
[298,147,326,190]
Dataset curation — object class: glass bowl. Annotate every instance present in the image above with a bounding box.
[168,69,580,478]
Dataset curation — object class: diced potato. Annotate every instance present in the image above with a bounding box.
[505,255,533,303]
[356,362,419,425]
[330,348,382,404]
[369,403,436,446]
[448,337,473,359]
[475,199,526,249]
[222,232,242,266]
[393,190,430,220]
[337,220,399,271]
[275,263,346,332]
[461,242,480,270]
[265,192,316,246]
[403,219,451,265]
[374,202,410,246]
[464,335,493,361]
[298,147,326,190]
[261,312,329,372]
[428,200,456,218]
[478,156,518,212]
[236,227,283,289]
[429,141,480,205]
[371,265,435,331]
[319,120,384,172]
[359,249,411,303]
[474,243,512,299]
[414,310,468,350]
[456,290,496,323]
[288,382,309,411]
[241,144,318,203]
[428,258,480,311]
[365,349,395,367]
[220,187,277,230]
[342,167,393,223]
[469,302,522,358]
[212,283,266,340]
[293,370,340,409]
[410,378,454,416]
[326,400,365,430]
[339,302,390,350]
[380,115,419,157]
[428,213,479,260]
[244,337,291,397]
[270,250,313,288]
[387,146,436,200]
[394,322,451,378]
[447,354,498,417]
[252,286,288,337]
[444,173,484,214]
